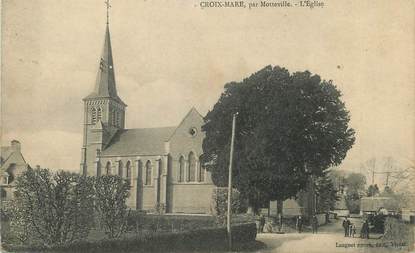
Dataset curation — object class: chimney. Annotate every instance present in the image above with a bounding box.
[11,140,21,152]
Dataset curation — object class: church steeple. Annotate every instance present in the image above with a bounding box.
[81,1,126,175]
[84,24,125,105]
[83,0,125,105]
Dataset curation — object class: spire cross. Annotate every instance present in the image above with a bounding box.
[105,0,111,25]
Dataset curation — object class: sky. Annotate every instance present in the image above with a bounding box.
[1,0,414,187]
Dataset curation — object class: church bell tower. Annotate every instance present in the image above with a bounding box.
[80,1,126,175]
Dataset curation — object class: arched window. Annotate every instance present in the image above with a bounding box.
[105,161,111,175]
[118,161,123,177]
[97,107,102,121]
[145,161,152,185]
[188,152,196,182]
[199,156,205,182]
[126,161,131,183]
[91,108,97,124]
[178,156,185,182]
[96,162,101,177]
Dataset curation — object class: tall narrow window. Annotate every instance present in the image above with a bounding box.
[112,110,116,126]
[91,108,97,124]
[145,161,152,185]
[97,107,102,121]
[105,161,111,175]
[97,162,101,177]
[118,161,123,177]
[199,156,205,182]
[188,152,196,182]
[126,161,131,183]
[116,111,121,126]
[178,156,185,182]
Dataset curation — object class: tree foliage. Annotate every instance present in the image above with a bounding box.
[12,167,95,247]
[211,188,245,225]
[315,172,339,213]
[344,172,366,213]
[202,66,355,209]
[367,184,380,197]
[94,175,131,239]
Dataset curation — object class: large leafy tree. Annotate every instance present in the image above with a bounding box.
[202,65,355,213]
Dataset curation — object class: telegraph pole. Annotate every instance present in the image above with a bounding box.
[227,113,237,252]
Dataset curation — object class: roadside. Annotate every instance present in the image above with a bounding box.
[252,218,412,253]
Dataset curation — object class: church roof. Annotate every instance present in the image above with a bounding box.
[101,127,176,156]
[83,25,125,106]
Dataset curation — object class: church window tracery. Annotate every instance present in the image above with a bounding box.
[188,152,196,182]
[145,161,152,185]
[178,156,185,182]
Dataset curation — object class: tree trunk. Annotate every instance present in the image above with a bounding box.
[276,199,283,217]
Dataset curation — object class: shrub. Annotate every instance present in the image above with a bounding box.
[94,175,131,239]
[126,212,216,233]
[9,168,95,247]
[370,213,386,233]
[211,187,243,225]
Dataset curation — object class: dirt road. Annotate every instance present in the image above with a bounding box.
[252,218,411,253]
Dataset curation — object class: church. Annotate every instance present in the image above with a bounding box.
[80,22,215,214]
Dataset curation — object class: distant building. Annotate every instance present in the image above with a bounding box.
[360,196,399,215]
[80,22,215,214]
[0,140,29,201]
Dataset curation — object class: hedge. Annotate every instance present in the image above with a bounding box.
[126,212,217,232]
[3,223,257,253]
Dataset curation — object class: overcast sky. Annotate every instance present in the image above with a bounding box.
[2,0,414,185]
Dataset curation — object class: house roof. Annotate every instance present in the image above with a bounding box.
[360,197,399,212]
[0,147,13,163]
[101,127,176,156]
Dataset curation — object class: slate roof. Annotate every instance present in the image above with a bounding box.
[101,127,177,156]
[0,147,13,164]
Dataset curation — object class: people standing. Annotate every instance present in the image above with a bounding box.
[351,224,356,238]
[360,220,370,239]
[296,215,303,233]
[364,220,370,239]
[312,215,318,234]
[348,223,353,237]
[342,217,350,237]
[259,214,265,233]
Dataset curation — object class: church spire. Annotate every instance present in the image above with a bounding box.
[84,0,125,105]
